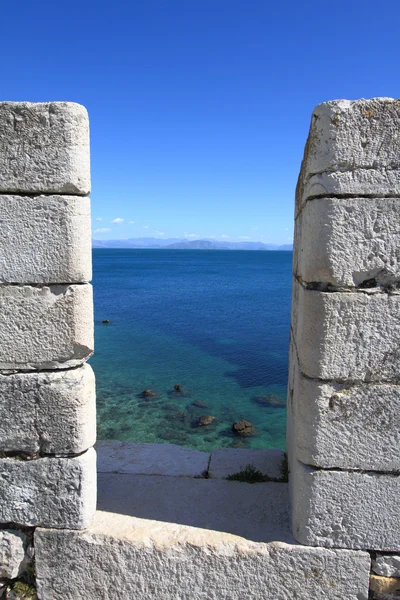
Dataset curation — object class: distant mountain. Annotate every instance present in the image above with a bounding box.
[165,240,227,249]
[92,237,293,251]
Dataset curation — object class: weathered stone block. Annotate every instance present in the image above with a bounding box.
[291,458,400,550]
[370,574,400,598]
[0,284,93,371]
[0,449,96,529]
[296,98,400,209]
[373,555,400,578]
[0,102,90,195]
[0,530,28,579]
[294,197,400,287]
[0,364,96,454]
[292,280,400,381]
[291,361,400,471]
[35,511,371,600]
[0,196,91,284]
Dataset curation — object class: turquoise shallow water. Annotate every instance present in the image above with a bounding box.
[90,249,292,452]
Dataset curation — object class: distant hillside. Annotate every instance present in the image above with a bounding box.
[166,240,227,249]
[92,237,293,251]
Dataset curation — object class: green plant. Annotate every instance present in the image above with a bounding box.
[279,453,289,482]
[7,581,37,600]
[226,455,289,484]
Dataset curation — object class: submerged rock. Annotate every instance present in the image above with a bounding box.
[158,429,190,443]
[232,420,253,436]
[192,400,209,409]
[165,410,190,426]
[197,415,217,427]
[139,389,157,399]
[252,394,285,408]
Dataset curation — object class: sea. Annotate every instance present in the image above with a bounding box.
[91,249,292,452]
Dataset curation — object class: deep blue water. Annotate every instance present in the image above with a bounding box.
[91,249,292,451]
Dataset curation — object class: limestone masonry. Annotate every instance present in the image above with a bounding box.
[0,365,96,454]
[0,102,90,195]
[1,98,399,598]
[0,195,91,283]
[289,98,400,559]
[0,101,95,597]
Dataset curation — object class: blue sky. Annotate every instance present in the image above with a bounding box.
[2,1,400,243]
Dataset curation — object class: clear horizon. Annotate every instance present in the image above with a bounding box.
[2,0,400,244]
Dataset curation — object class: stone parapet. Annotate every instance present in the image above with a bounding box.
[289,98,400,553]
[0,101,95,542]
[34,511,371,600]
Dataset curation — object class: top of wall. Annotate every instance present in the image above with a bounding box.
[296,97,400,213]
[0,102,90,195]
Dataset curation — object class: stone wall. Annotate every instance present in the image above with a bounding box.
[1,98,399,599]
[0,102,95,598]
[288,99,400,556]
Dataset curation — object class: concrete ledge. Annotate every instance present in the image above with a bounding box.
[208,448,285,479]
[0,195,91,284]
[0,364,96,454]
[294,197,400,288]
[97,473,292,543]
[0,448,96,529]
[291,458,400,551]
[0,284,93,371]
[96,440,209,477]
[34,510,371,600]
[0,102,90,195]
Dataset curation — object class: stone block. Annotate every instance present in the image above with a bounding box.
[291,361,400,471]
[296,98,400,209]
[292,280,400,381]
[291,458,400,550]
[34,510,371,600]
[96,440,209,477]
[208,448,285,479]
[0,284,93,371]
[0,195,91,284]
[294,197,400,288]
[0,449,96,529]
[370,574,400,598]
[0,102,90,195]
[0,364,96,454]
[0,531,28,579]
[373,555,400,578]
